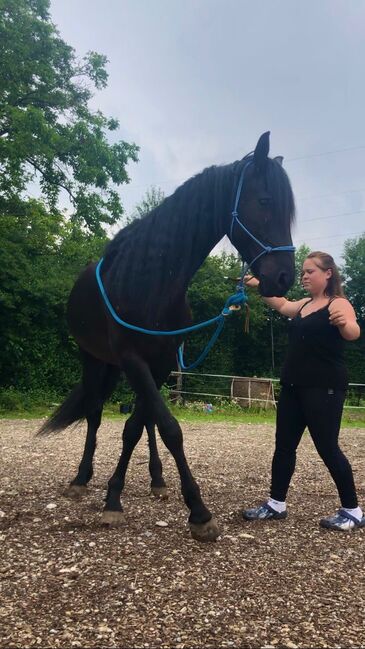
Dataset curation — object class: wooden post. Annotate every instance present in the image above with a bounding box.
[175,360,183,404]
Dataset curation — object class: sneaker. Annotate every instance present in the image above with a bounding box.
[320,509,365,531]
[242,502,287,521]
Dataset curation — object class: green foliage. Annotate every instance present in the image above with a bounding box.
[286,244,310,301]
[0,0,138,232]
[126,186,165,224]
[0,196,363,406]
[0,3,363,411]
[340,233,365,382]
[181,254,273,393]
[0,386,60,412]
[342,234,365,324]
[0,200,107,391]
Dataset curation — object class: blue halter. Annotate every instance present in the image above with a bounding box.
[229,159,295,269]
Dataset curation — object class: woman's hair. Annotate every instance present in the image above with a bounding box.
[305,251,345,297]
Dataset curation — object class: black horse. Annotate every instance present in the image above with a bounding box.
[39,132,295,542]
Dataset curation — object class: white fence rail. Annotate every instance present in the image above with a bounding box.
[169,371,365,410]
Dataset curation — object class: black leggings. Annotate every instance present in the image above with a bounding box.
[270,385,358,508]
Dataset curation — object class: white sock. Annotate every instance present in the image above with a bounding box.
[342,506,363,522]
[267,497,287,513]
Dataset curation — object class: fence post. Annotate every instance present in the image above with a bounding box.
[175,360,183,404]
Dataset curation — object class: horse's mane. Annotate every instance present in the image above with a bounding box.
[103,163,233,325]
[102,156,295,327]
[264,158,296,226]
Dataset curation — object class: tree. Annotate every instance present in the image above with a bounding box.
[127,186,165,224]
[183,254,269,386]
[0,0,138,233]
[0,199,107,393]
[340,233,365,384]
[286,244,310,300]
[342,234,365,325]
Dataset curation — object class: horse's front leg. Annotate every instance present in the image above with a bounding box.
[156,409,219,541]
[107,354,219,542]
[146,422,168,499]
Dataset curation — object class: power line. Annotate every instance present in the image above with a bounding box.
[299,187,365,202]
[122,144,365,194]
[300,209,365,224]
[287,144,365,163]
[296,230,363,244]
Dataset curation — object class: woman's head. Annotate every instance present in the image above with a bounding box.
[301,251,344,297]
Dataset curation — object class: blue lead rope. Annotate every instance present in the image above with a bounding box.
[95,258,247,370]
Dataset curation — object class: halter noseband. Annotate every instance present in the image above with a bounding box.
[229,159,295,269]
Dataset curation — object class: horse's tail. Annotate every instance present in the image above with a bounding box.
[38,366,121,436]
[37,384,87,435]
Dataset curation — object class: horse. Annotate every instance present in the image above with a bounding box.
[39,131,296,542]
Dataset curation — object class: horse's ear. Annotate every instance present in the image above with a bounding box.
[253,131,270,170]
[274,156,284,166]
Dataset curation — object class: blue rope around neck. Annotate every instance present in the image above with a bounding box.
[95,258,247,370]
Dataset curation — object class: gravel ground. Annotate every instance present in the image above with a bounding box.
[0,418,365,649]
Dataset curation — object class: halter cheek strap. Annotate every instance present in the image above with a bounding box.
[229,160,295,269]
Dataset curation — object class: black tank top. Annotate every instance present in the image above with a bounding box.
[280,299,348,389]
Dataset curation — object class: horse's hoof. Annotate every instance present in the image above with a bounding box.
[101,510,125,527]
[151,486,168,500]
[63,485,88,499]
[189,516,220,543]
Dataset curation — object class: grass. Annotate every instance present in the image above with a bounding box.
[1,400,365,428]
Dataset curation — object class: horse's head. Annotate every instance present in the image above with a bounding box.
[228,132,295,297]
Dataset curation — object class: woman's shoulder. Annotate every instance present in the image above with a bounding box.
[329,295,348,303]
[328,296,356,316]
[328,296,351,308]
[279,297,311,319]
[293,297,312,313]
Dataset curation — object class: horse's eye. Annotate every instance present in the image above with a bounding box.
[258,197,271,207]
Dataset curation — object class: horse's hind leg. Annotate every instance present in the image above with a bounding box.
[146,423,168,499]
[64,408,101,499]
[65,353,119,499]
[102,397,145,525]
[147,369,172,499]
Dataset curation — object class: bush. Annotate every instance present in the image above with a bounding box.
[0,387,61,413]
[0,388,23,412]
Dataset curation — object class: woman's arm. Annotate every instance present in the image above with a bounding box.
[328,298,361,341]
[244,276,308,318]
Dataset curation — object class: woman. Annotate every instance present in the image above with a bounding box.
[242,251,364,531]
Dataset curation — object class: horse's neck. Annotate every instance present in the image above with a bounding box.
[166,166,233,289]
[104,164,234,324]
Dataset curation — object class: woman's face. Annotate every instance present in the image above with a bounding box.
[301,257,332,295]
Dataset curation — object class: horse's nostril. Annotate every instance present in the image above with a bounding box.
[278,271,289,290]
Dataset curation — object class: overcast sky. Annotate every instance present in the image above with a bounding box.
[50,0,365,263]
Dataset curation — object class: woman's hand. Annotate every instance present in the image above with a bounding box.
[243,274,259,288]
[244,275,306,317]
[329,303,348,328]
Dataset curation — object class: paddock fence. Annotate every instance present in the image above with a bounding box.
[167,371,365,410]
